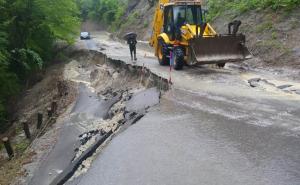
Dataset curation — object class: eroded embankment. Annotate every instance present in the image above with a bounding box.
[26,49,170,185]
[72,50,169,90]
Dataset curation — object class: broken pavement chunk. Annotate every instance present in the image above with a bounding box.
[277,84,293,90]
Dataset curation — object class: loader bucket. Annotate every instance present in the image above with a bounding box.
[189,34,251,65]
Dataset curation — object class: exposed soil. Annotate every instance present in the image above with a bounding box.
[115,1,300,78]
[0,60,77,185]
[212,7,300,75]
[0,46,168,185]
[114,0,155,41]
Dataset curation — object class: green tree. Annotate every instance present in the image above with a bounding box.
[77,0,126,30]
[0,0,80,133]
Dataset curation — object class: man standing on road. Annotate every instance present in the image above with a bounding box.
[127,37,137,61]
[124,32,138,61]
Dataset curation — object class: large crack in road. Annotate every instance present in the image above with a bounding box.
[25,31,300,185]
[24,50,166,185]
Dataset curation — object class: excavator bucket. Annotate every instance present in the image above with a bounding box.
[189,34,251,65]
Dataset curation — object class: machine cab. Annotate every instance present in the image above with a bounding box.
[163,4,205,41]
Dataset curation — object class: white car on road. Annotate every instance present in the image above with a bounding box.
[80,32,91,40]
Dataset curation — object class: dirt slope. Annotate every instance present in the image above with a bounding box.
[117,1,300,75]
[115,0,154,40]
[212,7,300,71]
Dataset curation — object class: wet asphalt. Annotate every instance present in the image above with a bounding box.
[70,88,300,185]
[26,32,298,185]
[29,84,119,185]
[67,33,300,185]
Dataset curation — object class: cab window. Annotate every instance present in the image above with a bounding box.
[164,7,173,33]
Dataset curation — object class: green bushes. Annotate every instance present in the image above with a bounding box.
[0,0,80,133]
[207,0,300,20]
[77,0,127,30]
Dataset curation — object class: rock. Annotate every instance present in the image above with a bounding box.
[260,79,275,86]
[55,169,63,174]
[248,78,261,87]
[292,47,300,57]
[277,84,293,90]
[248,78,261,83]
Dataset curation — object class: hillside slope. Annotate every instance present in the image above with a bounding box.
[212,7,300,72]
[105,0,300,74]
[115,0,154,40]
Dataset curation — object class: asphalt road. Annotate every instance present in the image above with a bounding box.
[29,83,120,185]
[70,33,300,185]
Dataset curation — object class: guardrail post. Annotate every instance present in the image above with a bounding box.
[51,101,57,115]
[2,137,14,159]
[47,107,53,118]
[22,121,31,139]
[37,112,43,129]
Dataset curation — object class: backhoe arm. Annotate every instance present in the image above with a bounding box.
[149,0,169,49]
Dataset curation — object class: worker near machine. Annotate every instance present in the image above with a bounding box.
[176,12,185,29]
[127,37,137,61]
[175,12,185,40]
[228,20,242,35]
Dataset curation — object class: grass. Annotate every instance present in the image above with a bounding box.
[0,150,34,185]
[290,19,300,29]
[119,13,139,31]
[15,140,30,154]
[0,137,32,184]
[271,31,278,39]
[207,0,300,21]
[255,21,274,33]
[143,20,149,28]
[256,39,287,52]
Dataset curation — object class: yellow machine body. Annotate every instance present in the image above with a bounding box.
[149,0,251,68]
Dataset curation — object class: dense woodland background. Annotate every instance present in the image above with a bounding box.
[0,0,79,132]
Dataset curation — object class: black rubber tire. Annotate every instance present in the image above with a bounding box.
[217,63,226,68]
[173,47,184,70]
[158,40,170,66]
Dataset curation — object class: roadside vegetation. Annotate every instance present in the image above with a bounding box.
[206,0,300,70]
[0,0,80,133]
[207,0,300,20]
[76,0,127,31]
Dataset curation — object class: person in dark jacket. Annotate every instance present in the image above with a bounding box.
[127,38,137,61]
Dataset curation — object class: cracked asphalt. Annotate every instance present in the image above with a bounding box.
[65,32,300,185]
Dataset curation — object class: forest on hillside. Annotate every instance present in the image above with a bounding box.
[0,0,79,132]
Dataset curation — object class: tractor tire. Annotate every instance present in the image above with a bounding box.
[158,40,170,66]
[173,47,184,70]
[217,63,226,68]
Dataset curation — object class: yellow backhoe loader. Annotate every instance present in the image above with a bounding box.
[149,0,251,70]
